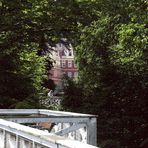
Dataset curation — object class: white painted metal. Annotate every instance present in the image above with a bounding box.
[0,130,5,148]
[39,109,95,117]
[0,109,95,117]
[2,117,90,123]
[0,109,97,146]
[55,123,86,136]
[87,118,97,146]
[0,119,98,148]
[52,123,87,144]
[0,109,39,115]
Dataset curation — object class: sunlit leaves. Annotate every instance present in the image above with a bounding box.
[68,0,148,147]
[110,23,148,75]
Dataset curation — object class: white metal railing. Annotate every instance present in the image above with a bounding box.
[0,109,98,147]
[0,118,98,148]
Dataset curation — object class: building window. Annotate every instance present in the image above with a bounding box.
[62,72,66,76]
[67,72,72,78]
[68,61,72,68]
[54,71,58,77]
[69,50,72,56]
[63,49,73,57]
[61,60,66,68]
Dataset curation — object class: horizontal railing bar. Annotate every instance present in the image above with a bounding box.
[0,109,39,115]
[0,118,98,148]
[1,117,90,123]
[39,109,97,117]
[0,109,97,117]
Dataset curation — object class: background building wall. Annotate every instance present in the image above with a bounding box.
[49,41,78,89]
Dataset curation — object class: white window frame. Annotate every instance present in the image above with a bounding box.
[67,72,72,78]
[61,60,66,68]
[68,61,72,68]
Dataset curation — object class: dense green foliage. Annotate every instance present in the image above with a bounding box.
[1,0,148,147]
[0,43,47,108]
[0,0,99,108]
[61,76,84,112]
[0,0,80,108]
[62,0,148,148]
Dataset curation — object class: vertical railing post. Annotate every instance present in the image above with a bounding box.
[32,141,35,148]
[87,117,97,146]
[0,130,6,148]
[8,134,15,148]
[16,135,19,148]
[3,130,6,148]
[22,140,27,148]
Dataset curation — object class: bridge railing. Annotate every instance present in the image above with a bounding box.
[0,109,97,147]
[0,118,98,148]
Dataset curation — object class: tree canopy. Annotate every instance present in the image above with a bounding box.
[62,0,148,147]
[0,0,80,108]
[0,0,148,147]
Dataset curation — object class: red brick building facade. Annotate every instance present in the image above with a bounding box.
[49,41,78,88]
